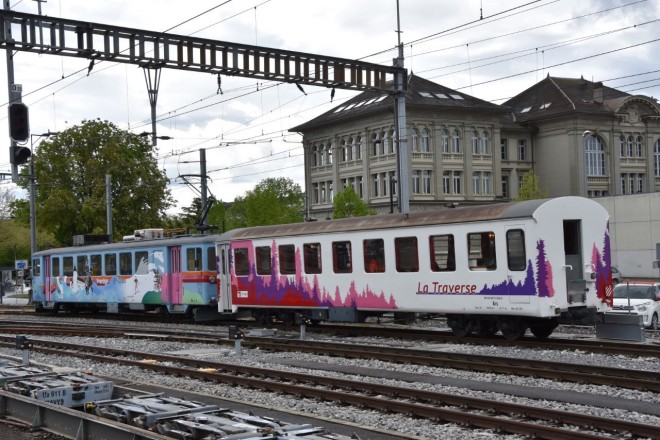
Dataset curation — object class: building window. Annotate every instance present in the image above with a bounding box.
[372,133,380,156]
[654,139,660,177]
[441,129,449,153]
[481,131,490,154]
[423,170,432,194]
[389,171,397,196]
[382,131,389,155]
[355,136,362,160]
[452,171,462,194]
[518,139,527,161]
[443,171,451,194]
[636,135,643,157]
[412,170,421,194]
[501,138,508,160]
[340,139,348,162]
[619,135,626,157]
[410,128,419,152]
[452,130,461,153]
[327,143,333,164]
[472,171,492,195]
[357,176,364,197]
[421,128,430,152]
[372,174,379,197]
[312,145,318,166]
[483,171,491,194]
[471,130,479,154]
[627,135,634,157]
[472,172,480,195]
[381,172,389,196]
[501,175,509,198]
[585,135,605,176]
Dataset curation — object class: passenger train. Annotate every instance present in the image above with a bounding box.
[30,196,613,340]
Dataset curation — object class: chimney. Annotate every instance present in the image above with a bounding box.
[593,82,603,104]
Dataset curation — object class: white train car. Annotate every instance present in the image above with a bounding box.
[215,197,612,339]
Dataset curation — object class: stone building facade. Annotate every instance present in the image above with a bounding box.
[291,74,660,219]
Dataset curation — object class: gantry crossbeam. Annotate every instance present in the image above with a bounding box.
[0,10,404,93]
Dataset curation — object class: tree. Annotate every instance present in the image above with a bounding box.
[226,177,304,228]
[332,186,375,218]
[28,119,173,245]
[515,171,547,201]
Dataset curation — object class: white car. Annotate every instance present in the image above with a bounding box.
[611,283,660,330]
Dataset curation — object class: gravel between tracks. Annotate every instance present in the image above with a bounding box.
[1,317,659,440]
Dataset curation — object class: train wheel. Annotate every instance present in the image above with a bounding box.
[476,320,498,337]
[529,320,558,339]
[448,315,473,337]
[498,318,527,341]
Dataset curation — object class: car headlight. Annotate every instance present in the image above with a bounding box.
[636,305,648,312]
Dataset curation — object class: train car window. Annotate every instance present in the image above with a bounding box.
[364,239,385,273]
[207,247,216,271]
[32,258,40,276]
[105,253,117,276]
[234,248,249,276]
[90,255,101,275]
[135,251,149,274]
[76,256,87,274]
[303,243,322,274]
[279,245,296,275]
[51,257,60,277]
[332,241,352,273]
[430,235,456,272]
[255,246,272,275]
[506,229,526,271]
[186,247,202,271]
[119,252,132,275]
[468,232,496,271]
[395,237,419,272]
[63,256,74,276]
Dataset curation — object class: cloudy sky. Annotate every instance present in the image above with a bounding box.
[1,0,658,214]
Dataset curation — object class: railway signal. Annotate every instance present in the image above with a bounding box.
[8,102,29,142]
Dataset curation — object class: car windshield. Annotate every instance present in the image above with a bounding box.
[613,285,654,300]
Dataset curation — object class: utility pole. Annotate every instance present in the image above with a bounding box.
[394,0,409,214]
[200,148,208,233]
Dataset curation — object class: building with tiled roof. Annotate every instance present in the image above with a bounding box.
[291,74,660,219]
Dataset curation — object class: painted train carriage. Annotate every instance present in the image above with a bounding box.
[217,197,612,339]
[31,233,219,315]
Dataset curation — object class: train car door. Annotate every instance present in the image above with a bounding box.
[169,246,183,304]
[506,225,530,304]
[217,243,232,312]
[563,219,584,300]
[44,256,51,302]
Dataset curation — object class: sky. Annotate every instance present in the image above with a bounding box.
[1,0,658,215]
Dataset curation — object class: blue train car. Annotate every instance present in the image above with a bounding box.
[31,233,219,315]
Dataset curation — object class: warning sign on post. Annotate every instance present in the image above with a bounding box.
[15,260,28,270]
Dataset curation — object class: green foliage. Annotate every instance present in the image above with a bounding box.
[515,171,547,201]
[226,177,304,228]
[29,119,173,245]
[332,186,375,218]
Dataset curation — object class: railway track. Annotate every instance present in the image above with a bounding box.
[1,336,658,440]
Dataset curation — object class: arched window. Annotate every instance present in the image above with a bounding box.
[421,128,430,152]
[585,135,605,176]
[441,129,449,153]
[347,137,354,161]
[410,128,419,152]
[382,131,389,155]
[372,133,380,156]
[654,139,660,177]
[391,129,398,154]
[481,131,490,154]
[471,131,479,154]
[355,136,362,160]
[327,142,333,164]
[452,130,461,153]
[340,139,348,162]
[619,135,626,157]
[636,135,643,157]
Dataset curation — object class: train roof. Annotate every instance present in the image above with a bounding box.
[33,233,221,256]
[219,197,594,241]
